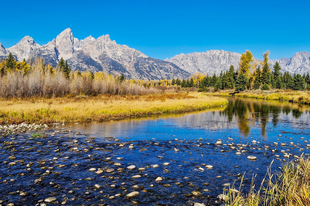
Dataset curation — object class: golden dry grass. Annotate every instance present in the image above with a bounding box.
[0,92,228,124]
[224,156,310,206]
[206,90,310,104]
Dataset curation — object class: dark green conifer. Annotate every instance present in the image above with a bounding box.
[6,53,15,70]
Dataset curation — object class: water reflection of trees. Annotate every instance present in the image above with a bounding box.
[220,98,306,138]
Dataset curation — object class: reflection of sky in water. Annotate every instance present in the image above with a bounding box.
[70,98,310,143]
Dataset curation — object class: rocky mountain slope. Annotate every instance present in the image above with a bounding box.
[0,28,190,80]
[1,28,310,79]
[166,50,241,75]
[166,50,310,75]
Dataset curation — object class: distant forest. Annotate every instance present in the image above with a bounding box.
[172,51,309,91]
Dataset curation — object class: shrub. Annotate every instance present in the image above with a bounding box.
[261,84,270,90]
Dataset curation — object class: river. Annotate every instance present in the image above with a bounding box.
[1,97,310,205]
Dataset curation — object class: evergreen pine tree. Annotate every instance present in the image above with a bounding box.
[261,51,271,85]
[282,71,292,89]
[287,76,295,90]
[176,79,181,85]
[186,79,190,87]
[275,78,283,89]
[119,74,125,82]
[272,62,282,88]
[171,79,175,85]
[181,79,186,87]
[254,67,261,89]
[63,61,71,79]
[210,74,217,87]
[6,53,15,70]
[235,73,247,91]
[189,78,194,87]
[293,74,305,90]
[58,57,65,69]
[227,65,235,89]
[221,72,228,89]
[89,71,94,80]
[261,63,271,85]
[306,73,310,84]
[215,79,222,91]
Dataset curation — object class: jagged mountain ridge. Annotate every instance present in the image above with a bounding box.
[166,50,310,75]
[0,28,190,80]
[1,28,310,78]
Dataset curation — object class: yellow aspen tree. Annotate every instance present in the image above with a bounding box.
[239,50,253,77]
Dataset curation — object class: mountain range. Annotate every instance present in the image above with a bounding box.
[166,50,310,75]
[1,28,310,79]
[0,28,190,80]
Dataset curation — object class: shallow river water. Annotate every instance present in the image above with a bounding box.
[1,97,310,205]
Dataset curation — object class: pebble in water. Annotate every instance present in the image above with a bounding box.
[155,177,163,182]
[194,203,206,206]
[127,165,136,170]
[247,156,257,161]
[89,168,96,172]
[174,148,179,152]
[45,197,57,203]
[205,165,213,169]
[126,191,139,198]
[94,184,101,189]
[215,140,222,145]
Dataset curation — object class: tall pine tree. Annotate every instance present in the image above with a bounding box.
[235,73,247,91]
[272,62,282,89]
[6,53,15,70]
[58,57,71,79]
[227,65,235,89]
[253,66,261,89]
[261,51,271,85]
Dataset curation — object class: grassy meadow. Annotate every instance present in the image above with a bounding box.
[206,90,310,104]
[0,92,228,124]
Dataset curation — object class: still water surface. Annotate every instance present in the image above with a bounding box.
[71,97,310,143]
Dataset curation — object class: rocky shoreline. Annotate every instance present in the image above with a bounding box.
[0,123,308,205]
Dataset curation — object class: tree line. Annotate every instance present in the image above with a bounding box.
[0,53,157,98]
[170,51,309,91]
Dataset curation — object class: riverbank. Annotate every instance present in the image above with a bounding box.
[205,90,310,104]
[224,156,310,206]
[0,92,227,124]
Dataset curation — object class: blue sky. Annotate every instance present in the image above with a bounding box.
[0,0,309,60]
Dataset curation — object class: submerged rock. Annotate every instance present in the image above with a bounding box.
[127,165,136,170]
[155,177,163,182]
[45,197,57,203]
[247,156,257,160]
[205,165,213,169]
[126,191,139,198]
[194,203,206,206]
[215,140,222,145]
